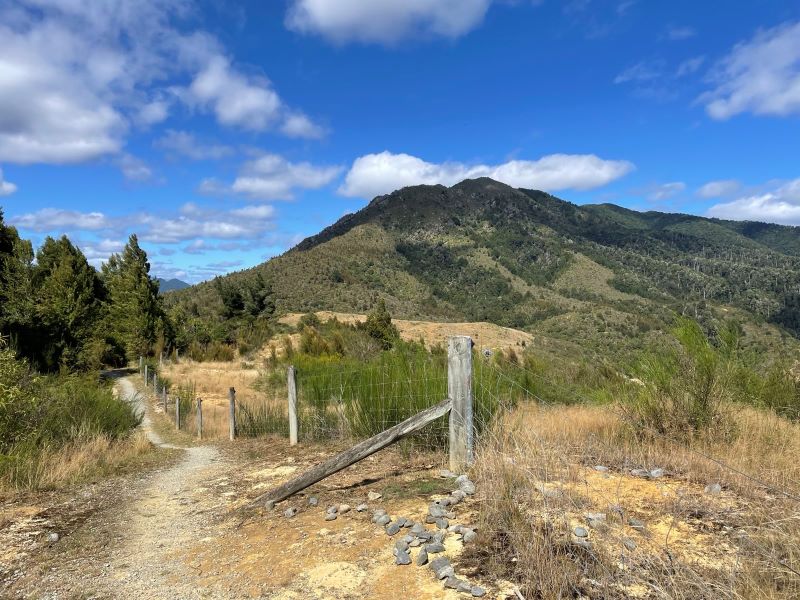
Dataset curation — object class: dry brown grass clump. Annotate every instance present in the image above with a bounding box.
[1,431,152,494]
[468,403,800,599]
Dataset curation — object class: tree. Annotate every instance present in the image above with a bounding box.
[0,211,33,339]
[363,299,399,350]
[102,235,165,360]
[30,236,104,370]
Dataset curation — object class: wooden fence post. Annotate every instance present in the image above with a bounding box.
[162,386,167,412]
[139,356,143,373]
[228,387,236,441]
[175,396,181,430]
[159,352,164,367]
[144,364,148,386]
[288,366,298,445]
[197,398,203,440]
[448,336,474,472]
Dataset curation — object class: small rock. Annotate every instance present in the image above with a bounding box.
[462,529,477,543]
[573,527,589,538]
[705,483,722,496]
[395,516,407,527]
[417,548,429,566]
[593,465,609,472]
[326,505,339,515]
[622,538,637,551]
[395,540,410,553]
[409,539,421,547]
[372,509,387,522]
[425,542,445,553]
[448,495,461,506]
[471,586,486,597]
[444,577,463,589]
[324,513,337,521]
[448,524,461,533]
[395,550,412,565]
[402,519,414,528]
[307,496,319,507]
[451,490,466,502]
[355,503,368,512]
[433,531,446,544]
[401,534,414,544]
[425,515,438,524]
[630,468,650,478]
[386,522,402,536]
[429,504,447,518]
[458,581,473,593]
[440,469,457,478]
[649,468,664,479]
[437,565,455,580]
[411,523,426,535]
[429,557,450,573]
[338,504,351,514]
[265,500,276,511]
[437,497,451,507]
[48,532,60,543]
[367,491,382,501]
[376,515,392,526]
[284,507,298,518]
[435,517,449,530]
[628,518,646,531]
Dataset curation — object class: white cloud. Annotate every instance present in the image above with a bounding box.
[676,55,705,77]
[11,208,112,232]
[696,179,741,198]
[338,151,635,199]
[230,205,276,219]
[707,179,800,225]
[0,168,17,196]
[614,60,663,84]
[187,55,282,130]
[700,21,800,119]
[201,153,343,200]
[155,130,233,160]
[0,1,324,166]
[646,181,685,202]
[285,0,493,44]
[117,153,153,182]
[665,26,695,41]
[281,113,327,139]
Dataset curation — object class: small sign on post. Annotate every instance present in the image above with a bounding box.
[228,387,236,441]
[197,398,203,440]
[288,366,298,445]
[448,336,474,472]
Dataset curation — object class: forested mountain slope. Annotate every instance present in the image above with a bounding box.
[168,178,800,356]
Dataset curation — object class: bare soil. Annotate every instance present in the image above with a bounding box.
[1,377,485,599]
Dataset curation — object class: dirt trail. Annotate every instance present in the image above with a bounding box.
[7,378,481,599]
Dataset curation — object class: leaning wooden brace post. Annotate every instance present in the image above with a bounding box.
[228,387,236,441]
[175,395,181,430]
[197,398,203,440]
[448,335,474,472]
[287,366,298,445]
[252,398,452,507]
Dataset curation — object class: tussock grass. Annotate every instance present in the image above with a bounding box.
[469,403,800,599]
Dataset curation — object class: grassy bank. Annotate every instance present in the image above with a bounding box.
[0,345,145,494]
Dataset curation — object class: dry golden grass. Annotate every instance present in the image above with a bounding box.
[1,431,153,494]
[278,311,535,351]
[468,403,800,599]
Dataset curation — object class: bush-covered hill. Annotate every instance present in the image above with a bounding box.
[167,178,800,357]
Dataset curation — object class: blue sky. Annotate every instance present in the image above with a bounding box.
[1,0,799,282]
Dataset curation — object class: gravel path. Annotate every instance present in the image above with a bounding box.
[27,377,233,600]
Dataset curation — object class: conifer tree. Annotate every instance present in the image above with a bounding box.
[103,234,165,360]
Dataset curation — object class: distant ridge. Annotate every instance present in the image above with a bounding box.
[157,278,190,293]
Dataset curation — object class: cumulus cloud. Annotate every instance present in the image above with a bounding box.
[338,151,635,199]
[707,179,800,225]
[201,153,343,200]
[117,154,153,182]
[0,168,17,196]
[285,0,493,44]
[155,130,234,160]
[700,21,800,119]
[0,1,324,166]
[10,203,278,243]
[696,179,741,198]
[281,113,327,139]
